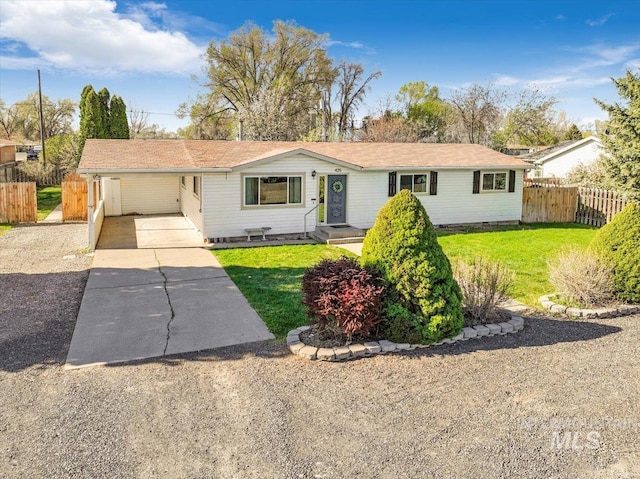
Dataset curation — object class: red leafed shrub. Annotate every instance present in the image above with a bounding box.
[302,257,385,338]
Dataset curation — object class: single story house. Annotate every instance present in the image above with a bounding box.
[522,136,602,179]
[78,140,531,248]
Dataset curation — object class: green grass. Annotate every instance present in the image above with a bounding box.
[37,186,62,221]
[0,224,11,235]
[214,223,598,338]
[214,245,351,338]
[437,223,598,306]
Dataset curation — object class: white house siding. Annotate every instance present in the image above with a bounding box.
[201,154,525,239]
[419,169,523,225]
[120,175,180,215]
[540,141,602,178]
[202,156,356,239]
[179,175,204,233]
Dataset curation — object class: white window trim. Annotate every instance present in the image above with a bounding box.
[481,170,508,193]
[241,173,305,209]
[398,171,432,195]
[180,176,186,189]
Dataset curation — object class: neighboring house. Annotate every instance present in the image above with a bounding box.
[521,136,602,179]
[0,140,19,183]
[78,140,531,247]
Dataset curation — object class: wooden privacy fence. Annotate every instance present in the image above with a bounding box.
[522,185,631,226]
[0,182,37,223]
[575,187,629,227]
[62,179,88,221]
[522,186,578,223]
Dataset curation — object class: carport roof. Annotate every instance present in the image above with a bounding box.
[78,139,531,173]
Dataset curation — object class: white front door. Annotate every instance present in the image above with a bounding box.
[103,178,122,216]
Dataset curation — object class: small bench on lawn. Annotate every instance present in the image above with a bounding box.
[244,226,272,241]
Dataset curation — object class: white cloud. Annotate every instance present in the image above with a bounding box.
[626,59,640,70]
[494,75,520,86]
[327,40,365,49]
[586,13,613,27]
[0,0,206,75]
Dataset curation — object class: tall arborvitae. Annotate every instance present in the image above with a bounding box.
[96,87,111,139]
[78,85,98,157]
[78,85,130,157]
[109,96,130,139]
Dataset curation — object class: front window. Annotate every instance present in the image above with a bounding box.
[400,173,428,193]
[244,175,303,206]
[482,172,507,191]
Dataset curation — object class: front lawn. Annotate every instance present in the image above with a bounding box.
[214,245,351,338]
[437,223,597,306]
[37,186,62,221]
[214,223,598,338]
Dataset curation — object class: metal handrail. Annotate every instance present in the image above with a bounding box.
[303,204,320,239]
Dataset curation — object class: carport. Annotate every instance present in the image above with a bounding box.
[96,214,205,249]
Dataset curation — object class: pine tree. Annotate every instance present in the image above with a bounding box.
[109,96,130,139]
[595,70,640,200]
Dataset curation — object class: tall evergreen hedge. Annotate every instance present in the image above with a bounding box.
[590,203,640,303]
[361,190,463,342]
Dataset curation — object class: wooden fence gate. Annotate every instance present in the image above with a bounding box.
[62,180,88,221]
[522,186,578,223]
[0,182,37,223]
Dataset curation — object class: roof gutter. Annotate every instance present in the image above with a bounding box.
[363,165,531,171]
[77,167,233,174]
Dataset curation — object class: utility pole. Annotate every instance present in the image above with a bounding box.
[37,69,47,163]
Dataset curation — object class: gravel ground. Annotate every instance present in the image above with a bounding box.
[1,224,639,479]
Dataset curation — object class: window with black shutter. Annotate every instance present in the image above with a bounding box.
[508,170,516,193]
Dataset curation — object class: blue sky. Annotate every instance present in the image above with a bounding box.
[1,0,639,134]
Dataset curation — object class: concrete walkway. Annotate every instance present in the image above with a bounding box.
[66,248,274,369]
[41,204,63,223]
[335,242,363,256]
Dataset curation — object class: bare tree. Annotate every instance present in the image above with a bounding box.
[450,83,505,146]
[334,61,381,138]
[128,107,150,139]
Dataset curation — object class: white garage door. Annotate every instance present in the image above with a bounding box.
[120,176,180,215]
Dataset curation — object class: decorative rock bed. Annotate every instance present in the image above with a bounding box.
[288,314,525,362]
[539,294,640,319]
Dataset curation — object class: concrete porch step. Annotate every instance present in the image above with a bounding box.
[326,237,366,245]
[314,225,367,240]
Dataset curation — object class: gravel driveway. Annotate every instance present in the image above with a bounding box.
[1,224,639,478]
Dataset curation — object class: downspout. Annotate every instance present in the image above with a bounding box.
[87,175,95,250]
[200,171,206,242]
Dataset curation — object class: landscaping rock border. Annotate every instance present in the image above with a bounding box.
[538,294,640,319]
[288,314,525,362]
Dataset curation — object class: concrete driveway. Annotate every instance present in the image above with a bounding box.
[66,247,274,368]
[97,215,204,249]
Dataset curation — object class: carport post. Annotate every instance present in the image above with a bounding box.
[87,175,94,250]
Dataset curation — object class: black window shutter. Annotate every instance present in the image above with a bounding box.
[429,171,438,195]
[508,170,516,193]
[388,172,397,197]
[472,170,481,194]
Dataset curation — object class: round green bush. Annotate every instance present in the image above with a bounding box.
[589,202,640,303]
[361,190,463,343]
